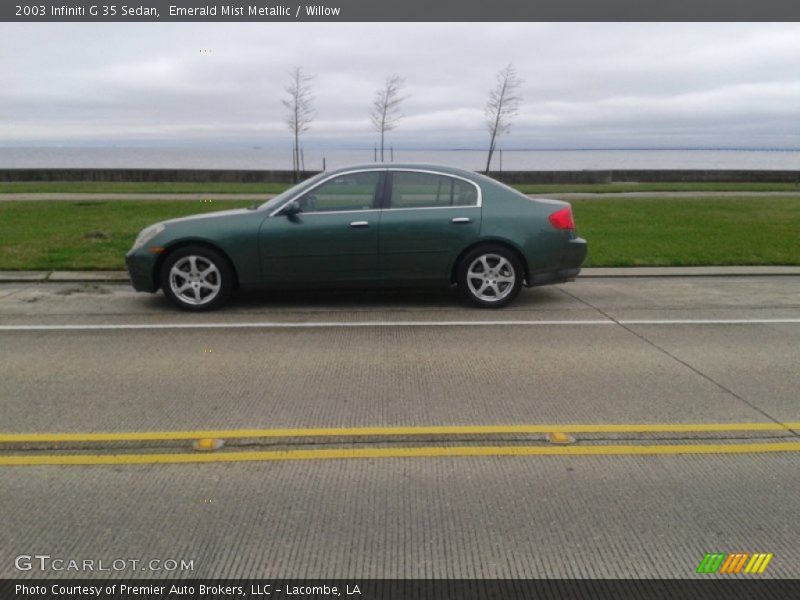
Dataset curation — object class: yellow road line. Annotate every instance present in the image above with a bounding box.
[1,422,799,443]
[3,442,800,466]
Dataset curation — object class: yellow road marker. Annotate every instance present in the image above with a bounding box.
[2,421,799,444]
[192,438,224,451]
[3,441,800,466]
[548,432,575,445]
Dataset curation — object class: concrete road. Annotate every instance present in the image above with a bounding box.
[1,276,799,578]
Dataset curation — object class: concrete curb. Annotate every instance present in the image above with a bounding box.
[580,266,800,278]
[0,271,129,283]
[1,266,799,284]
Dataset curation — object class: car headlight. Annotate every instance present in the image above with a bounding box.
[131,223,165,250]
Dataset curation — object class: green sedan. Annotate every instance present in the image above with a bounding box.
[126,164,587,310]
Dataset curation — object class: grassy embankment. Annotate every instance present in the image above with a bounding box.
[1,197,798,270]
[0,182,290,194]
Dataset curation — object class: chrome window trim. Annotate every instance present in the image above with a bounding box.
[268,168,387,217]
[268,167,482,217]
[290,208,382,216]
[381,204,481,212]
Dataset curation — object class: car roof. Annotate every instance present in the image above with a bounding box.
[325,163,482,181]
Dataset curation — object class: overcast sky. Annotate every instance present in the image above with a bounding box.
[2,23,800,149]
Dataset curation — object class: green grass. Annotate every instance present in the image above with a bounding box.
[2,181,799,195]
[0,200,253,270]
[514,182,800,194]
[0,197,798,270]
[0,182,291,194]
[572,197,800,267]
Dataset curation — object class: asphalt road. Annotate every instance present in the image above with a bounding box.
[1,276,799,579]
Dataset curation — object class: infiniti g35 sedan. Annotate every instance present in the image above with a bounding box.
[126,164,588,311]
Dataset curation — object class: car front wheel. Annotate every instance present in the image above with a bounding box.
[457,245,523,308]
[160,245,232,311]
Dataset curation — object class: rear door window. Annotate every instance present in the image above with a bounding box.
[389,171,478,208]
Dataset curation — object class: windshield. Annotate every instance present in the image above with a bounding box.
[258,171,330,211]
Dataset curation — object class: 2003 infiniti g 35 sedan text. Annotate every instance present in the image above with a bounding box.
[126,164,588,310]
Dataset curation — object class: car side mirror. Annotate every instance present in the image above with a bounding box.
[281,201,303,217]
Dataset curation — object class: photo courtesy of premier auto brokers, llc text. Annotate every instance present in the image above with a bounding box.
[1,1,800,599]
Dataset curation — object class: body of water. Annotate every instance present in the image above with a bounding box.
[1,147,799,171]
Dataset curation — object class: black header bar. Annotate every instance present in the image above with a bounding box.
[4,579,800,600]
[4,0,800,22]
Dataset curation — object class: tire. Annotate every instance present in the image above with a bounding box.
[159,245,233,311]
[456,245,523,308]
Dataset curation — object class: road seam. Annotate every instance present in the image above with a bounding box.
[0,285,33,301]
[557,287,800,438]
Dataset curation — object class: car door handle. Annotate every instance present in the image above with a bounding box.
[349,221,369,227]
[451,217,472,224]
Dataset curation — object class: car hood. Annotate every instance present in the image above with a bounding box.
[163,208,253,226]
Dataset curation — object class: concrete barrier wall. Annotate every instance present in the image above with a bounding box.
[0,168,799,184]
[494,170,800,184]
[0,169,310,184]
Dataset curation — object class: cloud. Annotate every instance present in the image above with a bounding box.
[1,23,799,148]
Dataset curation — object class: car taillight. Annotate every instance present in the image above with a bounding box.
[548,206,575,231]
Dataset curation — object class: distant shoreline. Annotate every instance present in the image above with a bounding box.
[2,168,799,185]
[2,148,798,172]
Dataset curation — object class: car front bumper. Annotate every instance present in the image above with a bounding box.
[125,249,159,292]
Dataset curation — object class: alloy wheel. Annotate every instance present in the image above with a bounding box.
[168,255,222,306]
[466,253,516,302]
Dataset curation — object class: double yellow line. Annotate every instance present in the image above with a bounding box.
[3,442,800,466]
[2,421,799,443]
[1,422,799,466]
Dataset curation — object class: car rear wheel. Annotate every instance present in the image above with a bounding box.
[160,246,232,311]
[457,245,523,308]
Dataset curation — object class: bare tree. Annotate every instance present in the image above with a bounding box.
[484,64,522,173]
[370,75,407,162]
[281,67,314,181]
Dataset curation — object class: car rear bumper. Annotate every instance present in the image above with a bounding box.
[526,237,587,287]
[527,267,582,286]
[125,250,158,293]
[563,236,588,267]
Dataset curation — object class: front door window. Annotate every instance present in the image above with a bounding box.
[296,171,382,213]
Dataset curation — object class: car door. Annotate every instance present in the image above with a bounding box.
[378,170,481,283]
[258,170,384,285]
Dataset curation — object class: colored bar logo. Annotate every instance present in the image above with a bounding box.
[696,552,773,574]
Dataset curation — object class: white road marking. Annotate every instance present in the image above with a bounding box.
[0,318,799,331]
[623,318,800,324]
